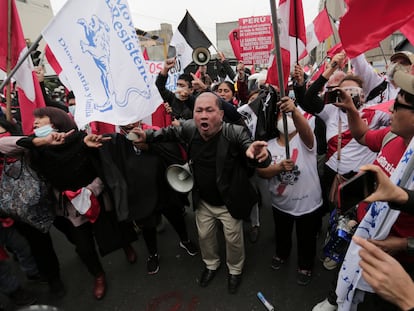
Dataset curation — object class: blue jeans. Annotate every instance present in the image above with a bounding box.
[0,226,38,277]
[0,261,19,294]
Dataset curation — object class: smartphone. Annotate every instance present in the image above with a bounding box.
[337,171,377,214]
[323,89,340,104]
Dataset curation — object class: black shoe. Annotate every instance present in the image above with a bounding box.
[199,268,217,287]
[179,240,199,256]
[9,287,37,306]
[49,278,66,298]
[147,254,160,275]
[228,274,242,294]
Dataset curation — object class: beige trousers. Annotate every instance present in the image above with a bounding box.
[195,200,245,275]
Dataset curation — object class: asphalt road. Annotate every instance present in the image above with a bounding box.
[5,205,334,311]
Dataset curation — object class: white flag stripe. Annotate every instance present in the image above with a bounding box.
[14,47,35,101]
[170,30,194,72]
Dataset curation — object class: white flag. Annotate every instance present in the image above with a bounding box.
[42,0,162,128]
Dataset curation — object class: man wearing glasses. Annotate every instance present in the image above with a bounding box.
[333,69,414,310]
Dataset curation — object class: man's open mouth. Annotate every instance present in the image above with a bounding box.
[200,122,209,130]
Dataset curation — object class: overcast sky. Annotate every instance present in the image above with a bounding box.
[50,0,320,43]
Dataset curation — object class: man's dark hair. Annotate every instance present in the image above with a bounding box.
[178,73,193,88]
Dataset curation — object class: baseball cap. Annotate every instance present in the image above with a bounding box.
[393,69,414,95]
[390,51,414,65]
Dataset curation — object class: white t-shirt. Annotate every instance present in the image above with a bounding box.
[267,134,322,216]
[317,104,390,174]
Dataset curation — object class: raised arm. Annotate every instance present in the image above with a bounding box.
[279,97,314,149]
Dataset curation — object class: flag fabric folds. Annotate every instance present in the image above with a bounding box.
[0,0,45,134]
[42,0,162,129]
[400,19,414,47]
[228,28,242,60]
[301,8,333,59]
[339,0,414,58]
[63,188,101,223]
[169,11,212,71]
[266,0,306,89]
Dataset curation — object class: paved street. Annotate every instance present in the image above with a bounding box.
[6,206,334,311]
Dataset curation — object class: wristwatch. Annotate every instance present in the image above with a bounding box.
[407,237,414,255]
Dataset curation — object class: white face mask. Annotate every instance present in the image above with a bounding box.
[277,117,296,135]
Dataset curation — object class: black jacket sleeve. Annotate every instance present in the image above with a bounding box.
[300,74,328,114]
[155,73,175,104]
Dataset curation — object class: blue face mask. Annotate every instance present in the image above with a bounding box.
[34,124,55,137]
[68,105,76,115]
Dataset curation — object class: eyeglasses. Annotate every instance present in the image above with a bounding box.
[392,98,414,112]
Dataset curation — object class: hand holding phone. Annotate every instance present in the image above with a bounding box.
[337,171,377,214]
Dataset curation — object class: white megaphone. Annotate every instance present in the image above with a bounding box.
[166,163,194,193]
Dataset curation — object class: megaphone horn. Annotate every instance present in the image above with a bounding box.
[192,47,210,66]
[166,163,194,193]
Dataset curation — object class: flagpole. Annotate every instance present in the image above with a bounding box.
[0,34,43,92]
[293,0,299,63]
[378,42,388,67]
[269,0,290,159]
[5,0,13,122]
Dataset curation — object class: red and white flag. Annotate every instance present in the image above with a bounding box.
[0,0,45,134]
[301,8,333,59]
[63,188,100,223]
[339,0,414,58]
[266,0,306,89]
[44,44,71,90]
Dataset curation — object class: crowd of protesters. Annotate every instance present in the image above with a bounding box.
[1,47,414,311]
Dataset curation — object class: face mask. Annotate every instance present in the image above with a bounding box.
[277,117,296,135]
[34,124,55,137]
[175,87,188,101]
[68,105,76,115]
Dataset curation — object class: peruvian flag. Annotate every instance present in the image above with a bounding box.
[300,8,333,59]
[0,0,45,134]
[228,28,242,60]
[44,44,71,90]
[63,188,101,223]
[309,43,343,82]
[266,0,306,90]
[339,0,414,58]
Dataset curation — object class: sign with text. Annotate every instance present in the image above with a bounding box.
[238,15,273,65]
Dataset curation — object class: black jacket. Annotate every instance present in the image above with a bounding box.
[145,120,271,219]
[155,73,194,120]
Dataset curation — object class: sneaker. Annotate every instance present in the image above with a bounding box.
[271,256,284,270]
[296,269,312,286]
[323,257,338,271]
[312,298,338,311]
[179,240,198,256]
[147,254,160,275]
[9,287,37,306]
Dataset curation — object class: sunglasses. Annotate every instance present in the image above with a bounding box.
[393,98,414,112]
